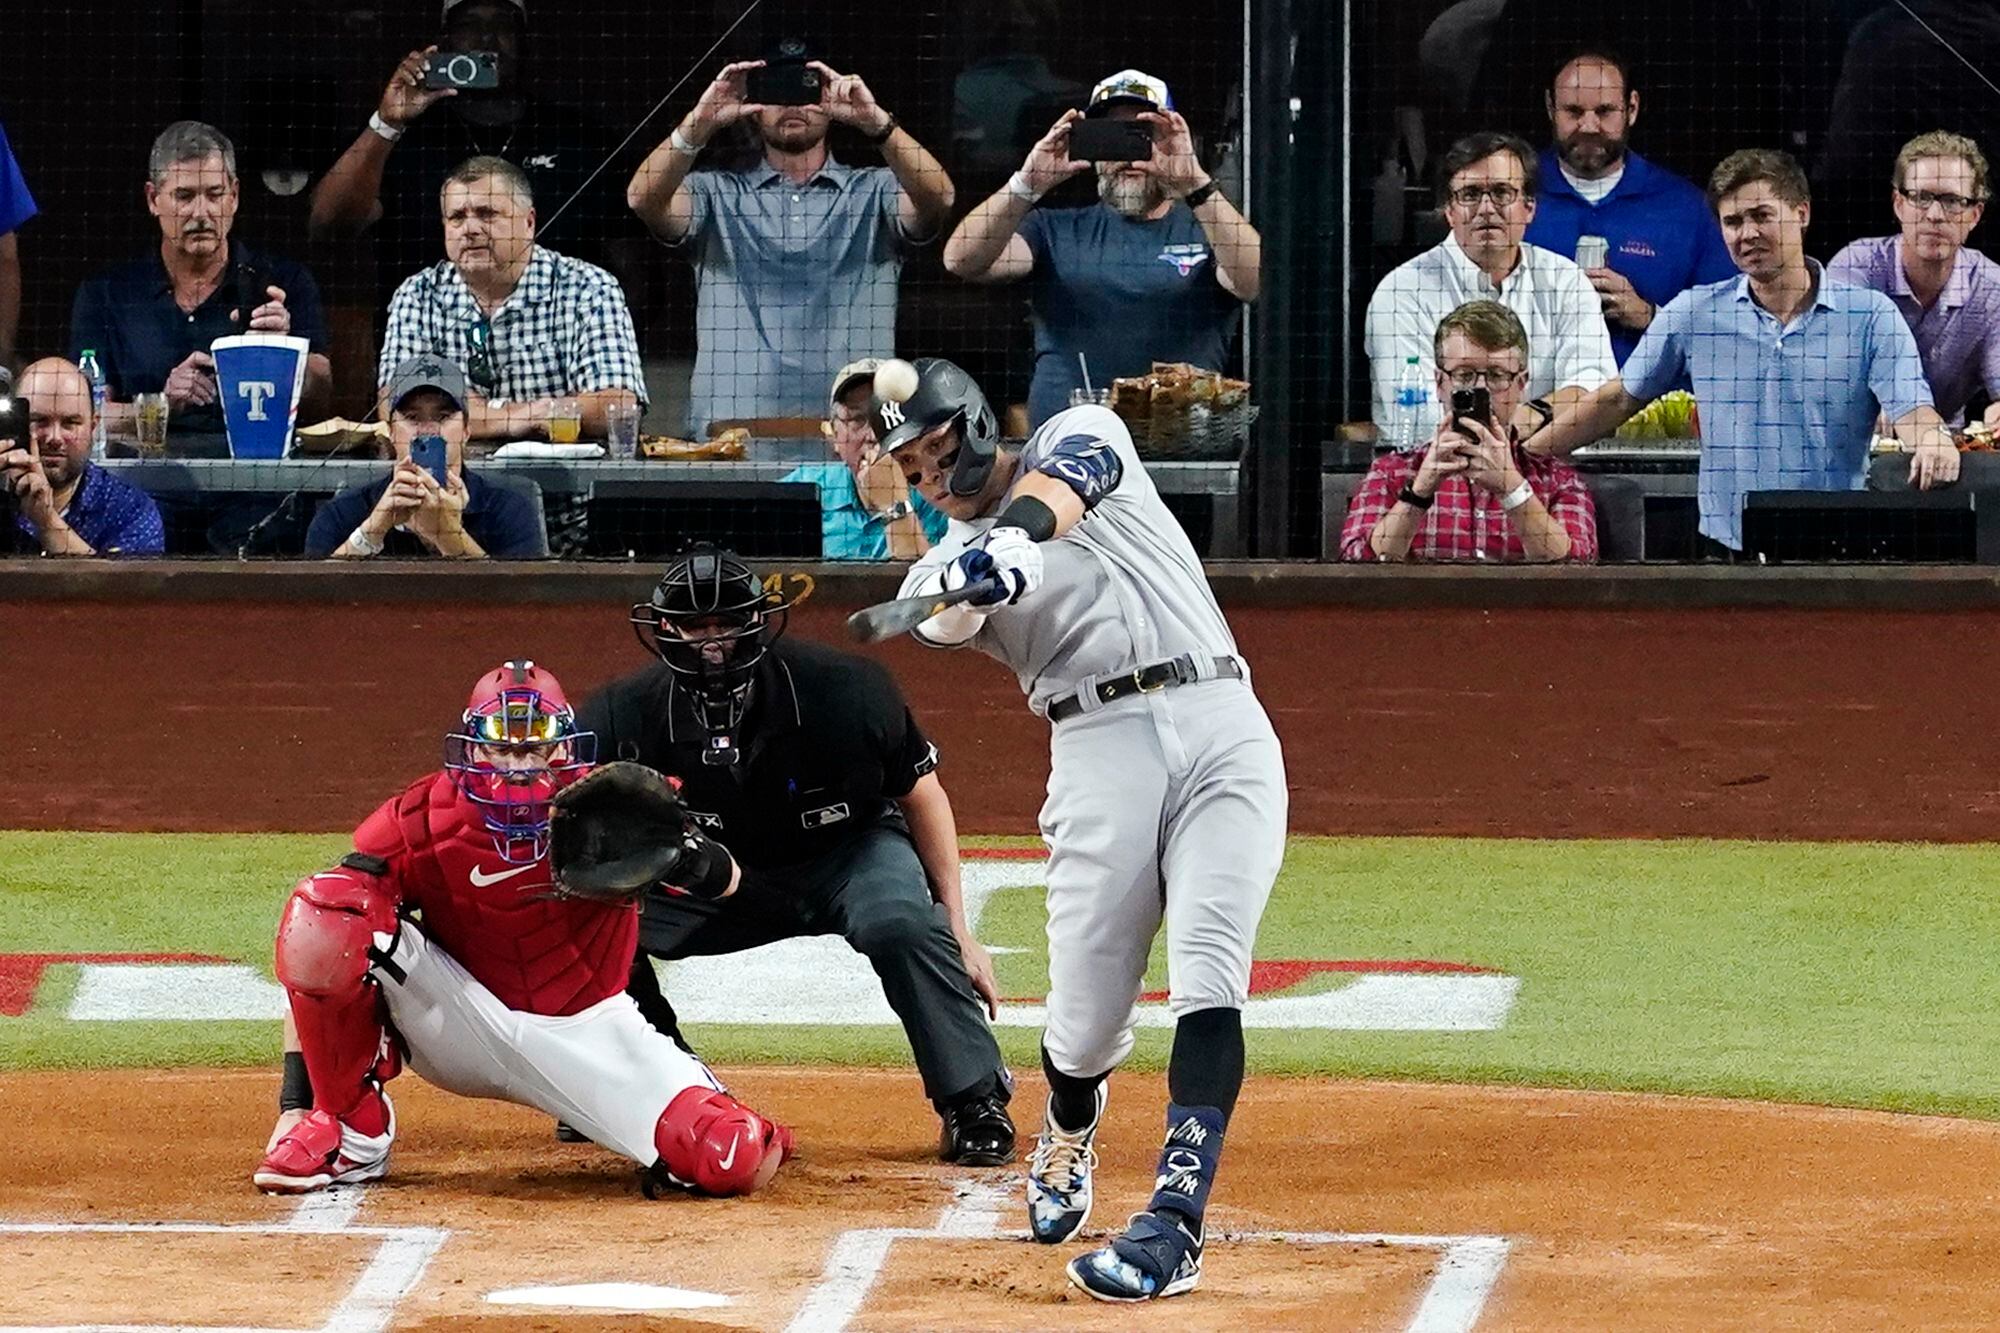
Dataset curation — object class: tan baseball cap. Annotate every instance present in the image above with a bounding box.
[829,358,884,414]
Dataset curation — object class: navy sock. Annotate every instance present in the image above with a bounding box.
[1167,1006,1244,1122]
[1147,1101,1226,1227]
[1041,1044,1107,1132]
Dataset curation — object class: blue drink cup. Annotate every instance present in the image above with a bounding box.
[211,333,310,460]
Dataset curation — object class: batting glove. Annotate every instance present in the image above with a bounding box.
[947,526,1043,606]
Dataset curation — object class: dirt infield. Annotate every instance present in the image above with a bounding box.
[4,1067,1999,1329]
[8,598,2000,839]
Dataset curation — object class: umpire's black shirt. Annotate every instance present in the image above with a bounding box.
[577,639,939,871]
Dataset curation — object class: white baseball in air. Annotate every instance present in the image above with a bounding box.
[874,358,920,404]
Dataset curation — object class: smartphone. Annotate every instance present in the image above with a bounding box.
[235,263,266,331]
[1450,386,1492,430]
[408,434,449,486]
[421,50,500,91]
[1068,118,1155,163]
[0,396,28,456]
[1574,234,1609,270]
[746,60,821,107]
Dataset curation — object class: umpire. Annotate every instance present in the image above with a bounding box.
[578,544,1016,1165]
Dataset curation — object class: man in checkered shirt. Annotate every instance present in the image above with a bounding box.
[1340,300,1598,562]
[379,155,645,442]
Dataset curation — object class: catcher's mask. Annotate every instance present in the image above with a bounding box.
[444,660,597,863]
[630,545,791,762]
[871,357,1001,498]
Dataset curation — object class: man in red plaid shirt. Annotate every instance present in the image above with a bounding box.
[1341,300,1597,562]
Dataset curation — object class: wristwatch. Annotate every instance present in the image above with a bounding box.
[1527,397,1555,430]
[874,499,914,523]
[1183,180,1220,209]
[1396,483,1435,511]
[367,112,404,144]
[864,115,899,145]
[346,528,384,556]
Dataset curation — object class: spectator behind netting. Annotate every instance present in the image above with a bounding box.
[309,0,635,280]
[1522,48,1734,365]
[1534,149,1959,554]
[1341,301,1596,563]
[308,354,544,561]
[377,156,645,441]
[1366,131,1614,439]
[1829,132,2000,431]
[4,359,163,558]
[0,121,37,371]
[943,69,1261,429]
[627,43,956,438]
[70,122,331,438]
[779,359,949,561]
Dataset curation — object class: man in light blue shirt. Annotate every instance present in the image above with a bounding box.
[782,358,948,560]
[1535,148,1959,550]
[628,48,956,437]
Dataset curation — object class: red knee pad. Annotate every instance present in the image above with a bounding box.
[275,863,399,997]
[654,1086,792,1197]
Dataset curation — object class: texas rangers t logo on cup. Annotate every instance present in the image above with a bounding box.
[211,333,310,459]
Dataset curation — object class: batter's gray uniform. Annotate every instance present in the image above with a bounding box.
[899,404,1288,1076]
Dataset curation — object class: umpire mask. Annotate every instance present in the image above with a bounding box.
[629,544,790,764]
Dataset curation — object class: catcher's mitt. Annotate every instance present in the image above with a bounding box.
[548,761,693,901]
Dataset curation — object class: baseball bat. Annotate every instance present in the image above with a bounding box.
[846,578,1004,643]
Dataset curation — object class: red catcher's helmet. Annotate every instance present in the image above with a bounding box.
[443,660,596,863]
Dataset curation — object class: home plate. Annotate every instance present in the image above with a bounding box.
[486,1281,731,1311]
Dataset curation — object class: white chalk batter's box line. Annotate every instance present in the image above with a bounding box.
[0,1216,448,1333]
[785,1181,1513,1333]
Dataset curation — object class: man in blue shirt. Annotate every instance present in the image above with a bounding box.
[69,122,330,438]
[5,359,163,557]
[1523,50,1735,365]
[1535,149,1959,551]
[628,46,956,437]
[0,121,37,370]
[782,359,948,560]
[943,69,1262,427]
[307,355,544,560]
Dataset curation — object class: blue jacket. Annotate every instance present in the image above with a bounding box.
[1525,149,1736,364]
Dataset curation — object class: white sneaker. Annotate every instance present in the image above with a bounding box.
[1027,1083,1105,1244]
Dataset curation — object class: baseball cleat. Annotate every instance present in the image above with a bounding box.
[1065,1209,1203,1303]
[939,1093,1017,1166]
[1027,1084,1105,1244]
[253,1098,395,1194]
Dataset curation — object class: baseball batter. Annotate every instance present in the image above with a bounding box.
[878,359,1288,1302]
[254,661,791,1198]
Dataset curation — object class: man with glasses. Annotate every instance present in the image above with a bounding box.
[1342,301,1595,562]
[378,155,644,443]
[1366,131,1614,439]
[779,359,947,560]
[1830,131,2000,430]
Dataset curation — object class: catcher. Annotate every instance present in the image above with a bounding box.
[254,660,791,1197]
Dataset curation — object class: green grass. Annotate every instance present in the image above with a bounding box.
[4,832,1999,1118]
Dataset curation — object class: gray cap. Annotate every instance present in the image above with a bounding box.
[385,354,469,412]
[444,0,525,17]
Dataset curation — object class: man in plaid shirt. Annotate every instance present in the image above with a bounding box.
[1341,300,1597,562]
[379,155,645,441]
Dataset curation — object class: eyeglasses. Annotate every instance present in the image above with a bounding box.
[1442,367,1523,390]
[1448,184,1524,210]
[1897,187,1985,218]
[465,317,496,395]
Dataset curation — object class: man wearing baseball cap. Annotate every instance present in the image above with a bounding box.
[306,353,546,560]
[780,358,948,560]
[944,68,1262,427]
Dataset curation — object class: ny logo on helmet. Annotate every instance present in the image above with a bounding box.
[879,399,905,429]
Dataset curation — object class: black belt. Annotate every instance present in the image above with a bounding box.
[1047,654,1242,722]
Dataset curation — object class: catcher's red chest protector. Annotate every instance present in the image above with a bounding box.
[354,773,639,1016]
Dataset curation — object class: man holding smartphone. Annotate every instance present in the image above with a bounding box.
[1341,301,1596,562]
[943,70,1262,428]
[307,355,544,560]
[627,42,956,438]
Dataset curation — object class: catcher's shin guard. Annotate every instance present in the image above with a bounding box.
[651,1086,792,1196]
[274,856,402,1123]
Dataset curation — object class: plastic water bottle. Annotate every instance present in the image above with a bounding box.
[1390,355,1428,451]
[78,349,108,459]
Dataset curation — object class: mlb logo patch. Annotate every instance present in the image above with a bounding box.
[1158,243,1212,277]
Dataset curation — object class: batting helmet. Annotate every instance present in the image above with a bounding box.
[869,357,1001,498]
[443,660,596,863]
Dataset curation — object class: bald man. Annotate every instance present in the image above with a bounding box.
[4,358,163,557]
